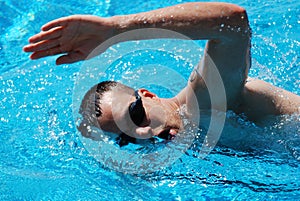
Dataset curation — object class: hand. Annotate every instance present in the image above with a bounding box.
[23,15,115,65]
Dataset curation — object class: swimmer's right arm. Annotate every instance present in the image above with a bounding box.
[24,2,249,65]
[112,2,249,41]
[23,15,117,65]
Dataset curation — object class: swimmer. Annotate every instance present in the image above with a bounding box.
[23,2,300,141]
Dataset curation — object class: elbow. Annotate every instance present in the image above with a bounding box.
[230,5,251,38]
[213,4,251,41]
[235,6,249,26]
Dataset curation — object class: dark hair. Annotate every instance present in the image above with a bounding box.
[78,80,138,146]
[77,81,118,139]
[95,81,118,117]
[78,81,172,147]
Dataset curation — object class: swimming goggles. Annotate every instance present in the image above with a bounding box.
[129,90,146,126]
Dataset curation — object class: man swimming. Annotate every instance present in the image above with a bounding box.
[23,2,300,141]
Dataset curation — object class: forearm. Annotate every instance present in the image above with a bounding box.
[22,2,251,65]
[110,2,250,41]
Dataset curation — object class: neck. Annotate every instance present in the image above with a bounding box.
[174,87,188,105]
[160,97,183,131]
[160,97,181,111]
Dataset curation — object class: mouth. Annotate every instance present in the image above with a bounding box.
[157,127,175,140]
[115,127,178,147]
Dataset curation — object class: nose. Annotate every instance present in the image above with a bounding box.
[135,126,154,139]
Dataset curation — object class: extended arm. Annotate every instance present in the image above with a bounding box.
[23,2,250,64]
[24,2,250,108]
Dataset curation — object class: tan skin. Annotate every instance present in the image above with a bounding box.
[98,87,181,139]
[24,2,300,139]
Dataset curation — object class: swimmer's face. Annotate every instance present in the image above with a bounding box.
[98,85,180,139]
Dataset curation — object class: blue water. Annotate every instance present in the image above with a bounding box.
[1,0,300,200]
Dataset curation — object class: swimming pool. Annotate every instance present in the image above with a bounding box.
[1,0,300,200]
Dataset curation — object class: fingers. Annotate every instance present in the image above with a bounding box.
[29,45,64,60]
[27,26,62,44]
[24,38,61,53]
[41,16,70,31]
[56,51,86,65]
[29,49,85,65]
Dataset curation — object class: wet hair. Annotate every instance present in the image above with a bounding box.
[77,81,117,139]
[78,80,137,146]
[95,81,138,146]
[95,81,118,118]
[78,80,172,147]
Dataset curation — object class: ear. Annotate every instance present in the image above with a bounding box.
[139,89,158,99]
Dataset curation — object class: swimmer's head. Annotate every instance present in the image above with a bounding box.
[78,81,183,145]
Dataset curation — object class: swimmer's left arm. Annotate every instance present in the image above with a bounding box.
[241,78,300,119]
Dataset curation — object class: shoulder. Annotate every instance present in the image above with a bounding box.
[239,78,300,120]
